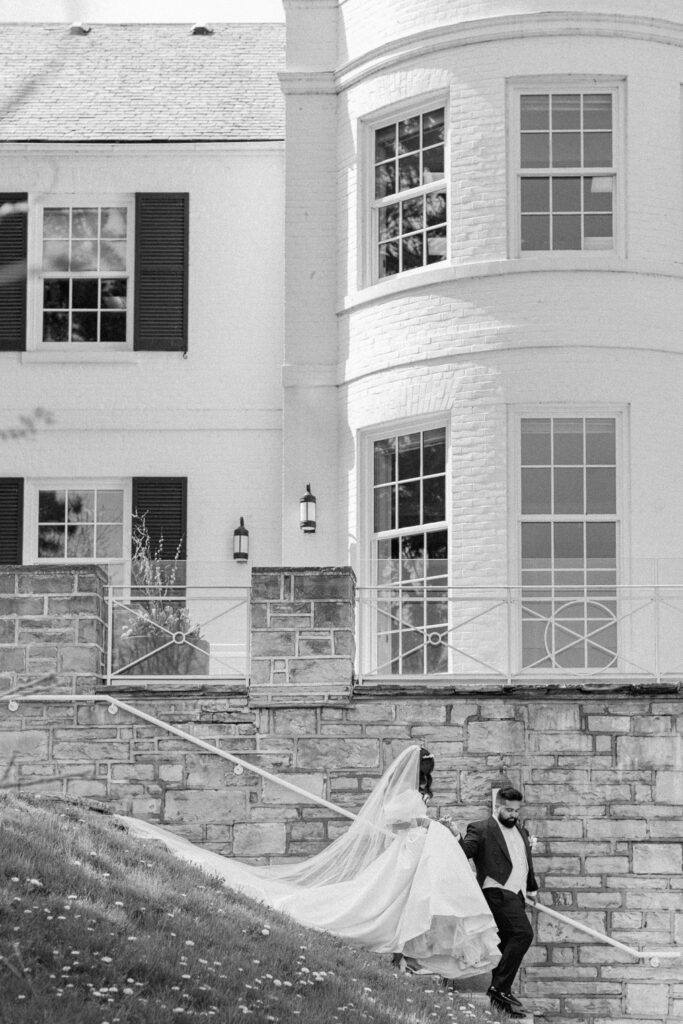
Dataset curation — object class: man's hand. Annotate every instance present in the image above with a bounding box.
[438,816,461,839]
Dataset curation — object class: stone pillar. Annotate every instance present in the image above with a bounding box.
[250,566,355,705]
[0,566,107,695]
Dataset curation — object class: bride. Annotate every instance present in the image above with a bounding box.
[120,744,501,979]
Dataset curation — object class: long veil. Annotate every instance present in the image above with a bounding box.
[119,745,420,896]
[251,744,420,887]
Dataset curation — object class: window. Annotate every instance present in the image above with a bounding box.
[519,417,618,670]
[0,192,189,353]
[372,106,447,279]
[372,426,448,673]
[513,86,619,253]
[40,201,132,345]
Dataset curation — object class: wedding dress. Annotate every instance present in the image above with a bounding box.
[119,745,501,978]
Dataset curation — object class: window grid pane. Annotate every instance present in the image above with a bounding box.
[519,91,614,252]
[373,428,448,674]
[42,204,129,344]
[520,417,618,670]
[374,108,446,278]
[37,487,125,562]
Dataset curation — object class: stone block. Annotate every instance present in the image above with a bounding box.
[655,771,683,803]
[585,715,631,732]
[272,708,318,733]
[584,855,630,873]
[47,595,101,615]
[312,602,354,629]
[250,603,267,628]
[617,735,682,768]
[0,648,26,671]
[111,763,156,782]
[297,738,379,770]
[0,619,16,643]
[250,659,272,685]
[395,700,447,725]
[19,572,75,594]
[298,636,333,656]
[164,788,246,825]
[288,657,352,687]
[292,571,354,601]
[528,705,580,731]
[233,822,286,857]
[0,729,49,761]
[333,630,355,656]
[250,630,296,657]
[0,572,16,594]
[529,732,593,753]
[586,819,647,840]
[632,842,683,874]
[66,779,109,800]
[0,596,44,615]
[632,715,674,734]
[467,719,525,753]
[625,983,670,1017]
[77,619,104,644]
[158,763,184,783]
[268,615,312,629]
[250,573,282,600]
[59,645,101,672]
[261,772,325,804]
[52,739,131,760]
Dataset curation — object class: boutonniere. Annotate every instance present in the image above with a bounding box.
[528,835,539,851]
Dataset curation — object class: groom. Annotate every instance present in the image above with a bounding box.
[449,786,538,1018]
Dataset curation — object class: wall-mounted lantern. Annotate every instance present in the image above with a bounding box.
[233,516,249,562]
[299,484,317,533]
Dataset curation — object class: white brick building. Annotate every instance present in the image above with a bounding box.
[2,3,683,686]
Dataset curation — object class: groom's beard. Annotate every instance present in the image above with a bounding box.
[497,815,518,829]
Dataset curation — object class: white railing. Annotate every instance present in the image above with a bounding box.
[1,691,679,966]
[356,583,683,683]
[106,582,250,685]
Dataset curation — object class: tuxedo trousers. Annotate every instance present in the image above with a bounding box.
[483,888,534,992]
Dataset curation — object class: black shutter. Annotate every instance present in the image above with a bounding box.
[132,478,187,559]
[134,193,189,352]
[0,194,27,352]
[0,478,23,563]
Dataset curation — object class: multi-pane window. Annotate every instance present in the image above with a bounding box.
[520,418,617,670]
[40,202,131,344]
[373,107,447,279]
[37,486,125,561]
[518,91,615,252]
[373,427,448,673]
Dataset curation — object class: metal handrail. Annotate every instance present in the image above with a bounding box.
[1,692,680,964]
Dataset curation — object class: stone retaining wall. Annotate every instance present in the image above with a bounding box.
[0,567,681,1024]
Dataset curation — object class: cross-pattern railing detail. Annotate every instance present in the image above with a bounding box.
[356,583,683,683]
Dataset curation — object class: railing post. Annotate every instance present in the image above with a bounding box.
[506,586,513,684]
[654,564,661,684]
[105,583,114,686]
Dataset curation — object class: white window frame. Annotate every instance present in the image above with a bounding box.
[24,478,132,581]
[507,78,625,259]
[362,93,449,286]
[508,406,628,675]
[360,415,451,677]
[28,194,135,351]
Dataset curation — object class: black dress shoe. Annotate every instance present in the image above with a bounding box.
[487,986,527,1018]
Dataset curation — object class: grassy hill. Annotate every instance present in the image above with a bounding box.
[0,793,499,1024]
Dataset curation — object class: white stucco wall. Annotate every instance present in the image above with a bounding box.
[0,143,285,578]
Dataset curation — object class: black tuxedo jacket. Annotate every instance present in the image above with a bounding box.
[459,816,538,894]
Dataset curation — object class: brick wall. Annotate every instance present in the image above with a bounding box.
[0,566,681,1022]
[0,566,106,697]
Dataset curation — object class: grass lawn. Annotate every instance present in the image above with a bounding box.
[0,793,503,1024]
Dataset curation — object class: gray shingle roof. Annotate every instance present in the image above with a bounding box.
[0,23,285,141]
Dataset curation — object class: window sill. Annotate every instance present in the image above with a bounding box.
[22,350,139,364]
[339,255,683,313]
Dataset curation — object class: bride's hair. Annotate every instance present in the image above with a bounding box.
[419,747,435,798]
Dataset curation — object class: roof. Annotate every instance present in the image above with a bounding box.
[0,23,285,142]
